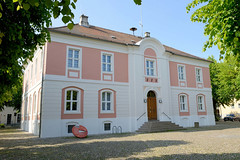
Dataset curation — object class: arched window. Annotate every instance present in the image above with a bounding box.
[178,93,190,116]
[61,86,84,119]
[101,91,113,112]
[98,88,116,118]
[33,93,37,114]
[197,95,204,111]
[65,89,80,112]
[196,94,207,115]
[179,94,188,112]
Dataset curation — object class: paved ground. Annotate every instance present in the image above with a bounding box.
[1,121,240,160]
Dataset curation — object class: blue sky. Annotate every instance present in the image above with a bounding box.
[51,0,220,60]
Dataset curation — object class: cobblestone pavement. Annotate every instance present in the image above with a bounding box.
[1,121,240,160]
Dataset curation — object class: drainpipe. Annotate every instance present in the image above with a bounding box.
[39,43,46,138]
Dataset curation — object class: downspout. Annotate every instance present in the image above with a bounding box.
[39,43,47,138]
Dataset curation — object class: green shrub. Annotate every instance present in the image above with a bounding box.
[0,123,5,128]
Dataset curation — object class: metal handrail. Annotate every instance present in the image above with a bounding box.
[137,112,146,121]
[162,112,171,120]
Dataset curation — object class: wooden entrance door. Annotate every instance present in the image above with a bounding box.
[147,91,157,120]
[7,114,11,125]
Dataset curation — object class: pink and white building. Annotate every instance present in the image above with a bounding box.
[21,15,215,138]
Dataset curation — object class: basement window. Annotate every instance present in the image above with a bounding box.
[68,125,75,133]
[104,123,111,131]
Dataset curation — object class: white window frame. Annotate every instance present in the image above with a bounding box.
[177,65,186,81]
[145,58,156,76]
[179,94,188,112]
[64,89,81,114]
[195,67,203,82]
[197,95,205,111]
[67,48,81,69]
[100,90,114,113]
[238,103,240,108]
[231,104,235,109]
[101,52,114,73]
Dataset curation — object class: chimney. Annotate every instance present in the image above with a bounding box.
[145,32,150,38]
[79,14,89,27]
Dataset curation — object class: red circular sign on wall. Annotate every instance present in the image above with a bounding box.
[72,125,88,138]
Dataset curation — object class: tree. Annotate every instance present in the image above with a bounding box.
[208,55,240,119]
[0,0,77,110]
[187,0,240,59]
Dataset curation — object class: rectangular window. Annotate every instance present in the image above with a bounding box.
[178,65,185,80]
[198,96,204,111]
[146,60,155,76]
[68,125,75,133]
[66,90,79,111]
[102,54,112,72]
[196,68,202,82]
[231,104,234,109]
[68,49,80,68]
[180,95,187,111]
[104,123,111,131]
[102,92,111,111]
[238,103,240,108]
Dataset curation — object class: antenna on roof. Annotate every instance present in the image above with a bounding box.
[130,27,137,35]
[139,4,143,37]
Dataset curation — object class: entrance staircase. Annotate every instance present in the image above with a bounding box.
[137,120,184,133]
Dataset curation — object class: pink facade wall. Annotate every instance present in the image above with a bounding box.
[203,67,211,88]
[186,64,196,88]
[144,48,157,57]
[114,53,128,82]
[169,61,179,86]
[169,61,211,89]
[82,47,101,80]
[46,42,66,76]
[44,41,128,83]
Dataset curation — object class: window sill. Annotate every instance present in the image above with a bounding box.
[100,111,114,114]
[180,110,189,112]
[64,111,81,114]
[68,67,80,70]
[102,71,113,74]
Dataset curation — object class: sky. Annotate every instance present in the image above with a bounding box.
[51,0,220,60]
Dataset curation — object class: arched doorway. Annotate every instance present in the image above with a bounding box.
[147,91,157,120]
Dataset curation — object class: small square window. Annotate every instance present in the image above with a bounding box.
[68,125,75,133]
[104,123,111,131]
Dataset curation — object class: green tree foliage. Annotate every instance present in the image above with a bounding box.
[187,0,240,59]
[208,55,240,114]
[0,0,77,110]
[133,0,142,5]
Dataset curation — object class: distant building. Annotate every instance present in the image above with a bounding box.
[21,15,215,138]
[219,100,240,118]
[0,106,21,125]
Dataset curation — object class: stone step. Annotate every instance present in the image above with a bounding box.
[137,121,184,133]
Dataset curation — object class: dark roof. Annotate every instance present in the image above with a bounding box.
[48,24,210,62]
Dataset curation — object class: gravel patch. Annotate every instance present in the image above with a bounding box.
[1,121,240,160]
